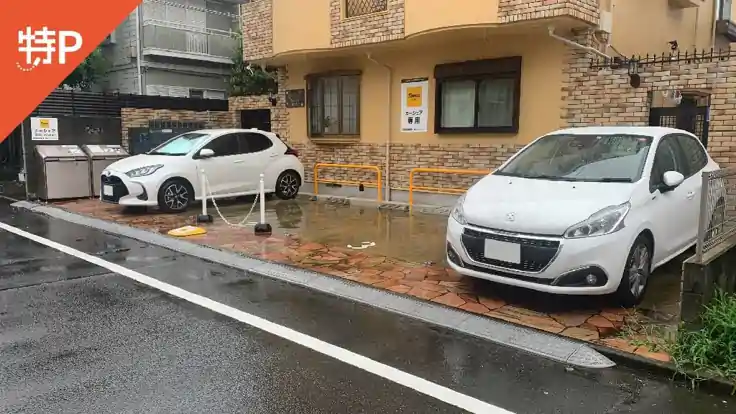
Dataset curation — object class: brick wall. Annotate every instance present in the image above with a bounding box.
[292,141,523,190]
[120,108,234,151]
[498,0,599,25]
[562,34,735,167]
[330,0,405,48]
[242,0,273,61]
[229,67,290,142]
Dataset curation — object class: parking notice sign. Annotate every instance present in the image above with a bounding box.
[401,78,428,133]
[30,117,59,140]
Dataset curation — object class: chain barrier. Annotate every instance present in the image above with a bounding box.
[201,172,259,228]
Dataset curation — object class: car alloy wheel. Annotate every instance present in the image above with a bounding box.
[277,172,300,199]
[164,183,189,211]
[627,243,650,298]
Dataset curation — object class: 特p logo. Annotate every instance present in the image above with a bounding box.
[16,26,83,72]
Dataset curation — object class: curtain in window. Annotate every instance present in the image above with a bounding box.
[323,78,340,134]
[441,80,475,128]
[477,78,514,127]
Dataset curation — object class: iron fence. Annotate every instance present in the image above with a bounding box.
[345,0,388,18]
[696,167,736,260]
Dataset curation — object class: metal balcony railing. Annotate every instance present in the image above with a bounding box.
[141,21,237,60]
[345,0,388,18]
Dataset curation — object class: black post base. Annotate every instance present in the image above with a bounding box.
[196,214,213,223]
[254,222,272,236]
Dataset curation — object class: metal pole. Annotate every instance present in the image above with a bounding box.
[695,171,710,261]
[196,168,212,223]
[19,121,30,199]
[254,173,272,235]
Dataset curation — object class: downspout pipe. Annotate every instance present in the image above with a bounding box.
[366,52,393,202]
[548,26,611,59]
[135,6,144,94]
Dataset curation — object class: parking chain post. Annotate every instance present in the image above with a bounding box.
[254,173,272,236]
[196,168,213,223]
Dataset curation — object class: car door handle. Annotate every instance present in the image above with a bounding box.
[686,191,695,199]
[269,153,279,158]
[233,160,244,164]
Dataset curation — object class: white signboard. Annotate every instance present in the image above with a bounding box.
[400,78,429,133]
[30,117,59,141]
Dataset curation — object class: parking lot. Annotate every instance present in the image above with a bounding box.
[55,195,682,361]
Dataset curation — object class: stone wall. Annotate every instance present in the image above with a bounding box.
[681,237,736,329]
[242,0,273,61]
[120,108,234,151]
[498,0,599,25]
[330,0,405,48]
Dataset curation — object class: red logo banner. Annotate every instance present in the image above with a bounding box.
[0,0,143,143]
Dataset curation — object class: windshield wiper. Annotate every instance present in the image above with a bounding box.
[595,178,632,183]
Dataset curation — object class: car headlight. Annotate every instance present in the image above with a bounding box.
[125,164,163,178]
[564,202,630,239]
[451,194,467,225]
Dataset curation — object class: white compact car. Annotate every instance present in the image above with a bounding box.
[446,126,723,306]
[101,129,305,212]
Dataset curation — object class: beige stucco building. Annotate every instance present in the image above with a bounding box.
[236,0,736,203]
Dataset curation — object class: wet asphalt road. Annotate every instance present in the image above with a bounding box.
[0,199,733,414]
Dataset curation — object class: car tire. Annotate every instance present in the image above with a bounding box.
[274,170,300,200]
[157,178,192,213]
[616,234,653,308]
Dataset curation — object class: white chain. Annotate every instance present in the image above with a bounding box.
[202,173,259,228]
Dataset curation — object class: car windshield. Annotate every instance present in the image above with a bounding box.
[495,133,653,183]
[148,132,211,156]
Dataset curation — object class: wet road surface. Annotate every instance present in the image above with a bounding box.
[0,199,733,413]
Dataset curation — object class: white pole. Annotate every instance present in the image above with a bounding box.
[197,168,212,223]
[259,173,266,224]
[201,169,207,216]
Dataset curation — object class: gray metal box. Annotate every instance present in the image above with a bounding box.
[81,144,130,197]
[35,145,91,200]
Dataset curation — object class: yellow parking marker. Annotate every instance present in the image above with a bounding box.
[167,225,207,237]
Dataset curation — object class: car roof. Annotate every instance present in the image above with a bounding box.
[187,128,274,137]
[551,126,692,139]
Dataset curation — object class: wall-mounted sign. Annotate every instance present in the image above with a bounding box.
[30,117,59,140]
[285,89,305,108]
[400,78,429,133]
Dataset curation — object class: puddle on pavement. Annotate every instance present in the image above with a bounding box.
[213,197,448,265]
[209,197,683,323]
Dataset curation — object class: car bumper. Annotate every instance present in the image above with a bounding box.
[100,170,159,207]
[445,217,634,295]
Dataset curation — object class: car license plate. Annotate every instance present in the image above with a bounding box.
[103,185,113,196]
[484,239,521,264]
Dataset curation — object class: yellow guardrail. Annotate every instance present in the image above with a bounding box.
[313,163,383,202]
[408,167,491,208]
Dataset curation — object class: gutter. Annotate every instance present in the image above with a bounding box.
[135,6,145,94]
[366,53,393,202]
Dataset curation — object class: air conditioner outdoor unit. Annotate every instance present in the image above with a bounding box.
[597,10,613,35]
[668,0,700,9]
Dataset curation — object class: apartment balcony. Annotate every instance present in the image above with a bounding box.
[141,21,237,64]
[243,0,600,62]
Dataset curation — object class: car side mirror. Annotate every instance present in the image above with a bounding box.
[660,170,684,192]
[198,148,215,159]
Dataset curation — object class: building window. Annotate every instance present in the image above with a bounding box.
[434,57,521,134]
[345,0,388,18]
[307,72,360,137]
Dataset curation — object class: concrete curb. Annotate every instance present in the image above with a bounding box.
[10,200,618,370]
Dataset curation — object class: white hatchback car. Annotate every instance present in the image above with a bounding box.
[446,126,722,306]
[101,129,304,212]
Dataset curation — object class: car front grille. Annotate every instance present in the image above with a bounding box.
[461,227,561,273]
[100,175,128,203]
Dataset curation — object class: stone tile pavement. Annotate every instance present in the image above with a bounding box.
[53,198,674,363]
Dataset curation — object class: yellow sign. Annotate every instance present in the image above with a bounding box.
[406,87,422,107]
[39,119,50,128]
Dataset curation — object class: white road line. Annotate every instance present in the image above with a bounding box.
[0,221,513,414]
